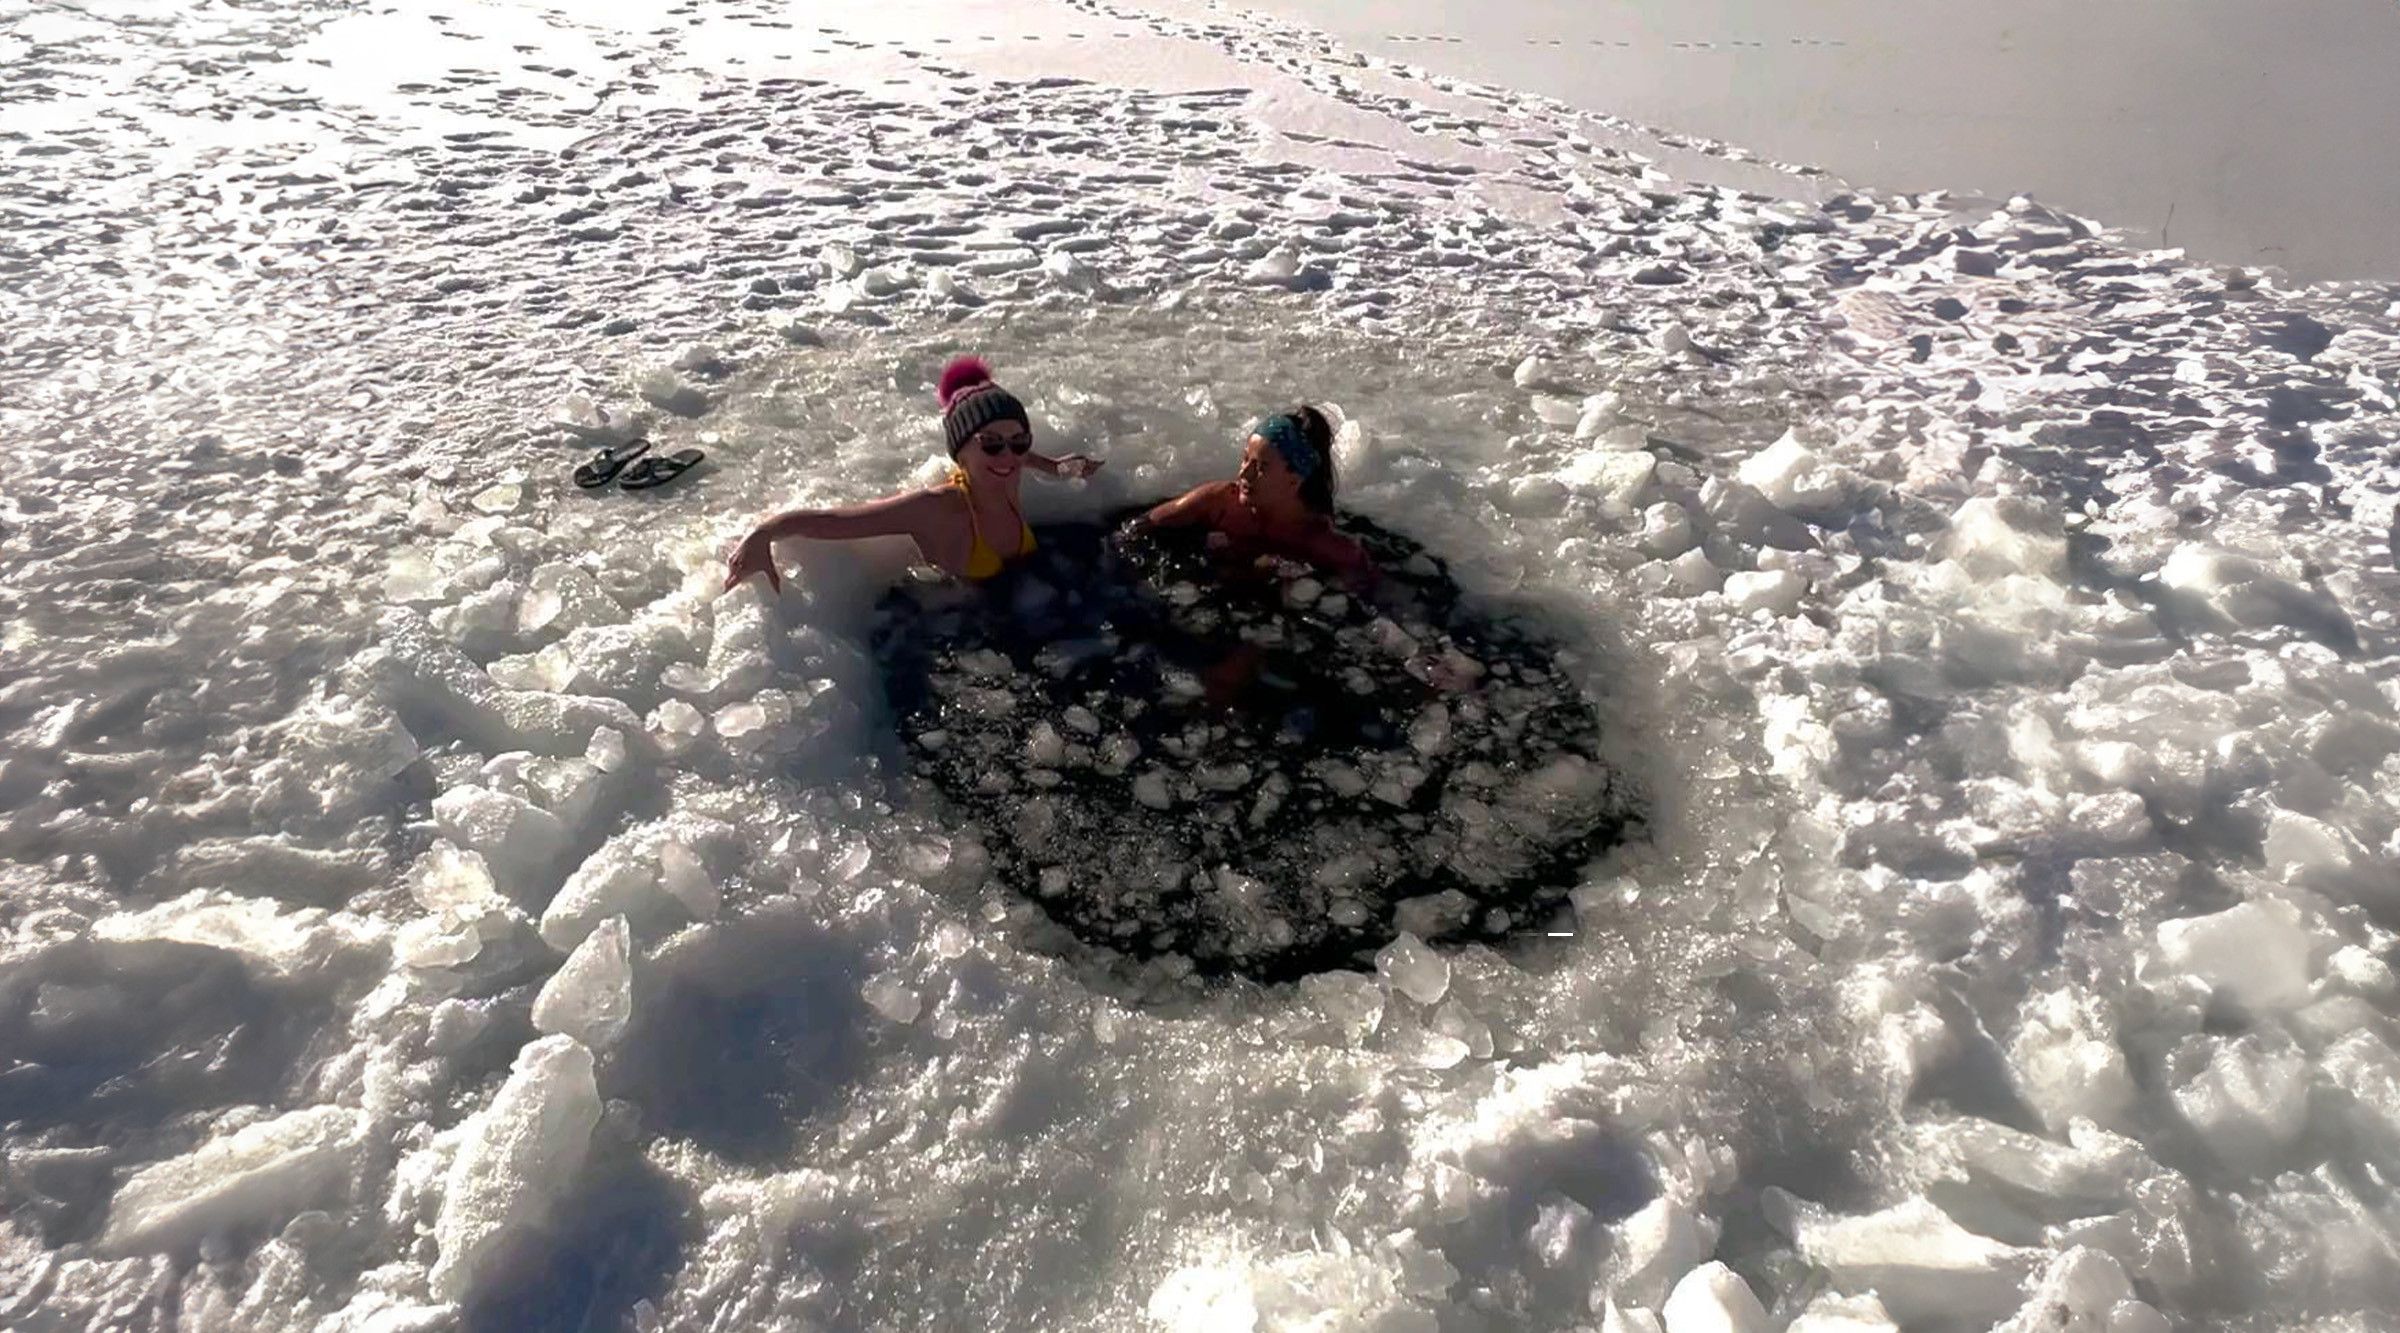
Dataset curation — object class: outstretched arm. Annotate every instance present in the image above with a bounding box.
[1132,481,1231,532]
[724,489,940,592]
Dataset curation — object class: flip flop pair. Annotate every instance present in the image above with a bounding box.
[574,441,706,491]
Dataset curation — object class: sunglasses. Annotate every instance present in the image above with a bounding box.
[974,429,1033,456]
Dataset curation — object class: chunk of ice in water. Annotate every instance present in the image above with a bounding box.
[94,891,382,983]
[1300,970,1384,1041]
[1768,1192,2040,1326]
[1736,431,1848,520]
[396,916,483,969]
[1994,1247,2144,1333]
[1723,569,1804,617]
[657,840,719,919]
[714,701,768,739]
[2169,1031,2310,1176]
[2152,898,2315,1014]
[1661,1262,1768,1333]
[2008,988,2139,1134]
[1611,1192,1721,1309]
[99,1105,364,1255]
[1944,497,2066,579]
[430,1035,600,1302]
[1375,932,1451,1005]
[433,784,570,894]
[533,917,633,1051]
[863,976,921,1024]
[1640,502,1696,557]
[585,727,629,774]
[1785,1292,1897,1333]
[1025,721,1067,767]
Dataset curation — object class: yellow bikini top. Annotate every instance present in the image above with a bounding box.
[950,467,1036,580]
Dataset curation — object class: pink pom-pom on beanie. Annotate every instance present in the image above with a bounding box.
[938,355,1029,454]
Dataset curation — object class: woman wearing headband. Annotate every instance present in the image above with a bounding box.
[1130,406,1374,588]
[723,356,1101,592]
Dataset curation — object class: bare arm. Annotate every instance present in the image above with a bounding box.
[755,489,939,542]
[1134,481,1232,531]
[725,489,944,592]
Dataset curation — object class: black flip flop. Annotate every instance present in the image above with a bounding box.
[617,448,705,491]
[573,441,649,489]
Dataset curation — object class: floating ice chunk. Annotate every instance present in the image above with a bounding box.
[2168,1031,2310,1176]
[657,839,718,919]
[2261,809,2370,896]
[1993,1247,2148,1333]
[1394,890,1475,941]
[1919,1116,2149,1207]
[1944,497,2066,579]
[157,836,384,904]
[434,785,570,895]
[396,917,483,969]
[1639,502,1696,557]
[540,817,733,951]
[1768,1193,2040,1326]
[1376,932,1451,1005]
[533,917,633,1051]
[1666,548,1722,595]
[2325,945,2399,1000]
[1736,431,1850,521]
[2158,545,2351,640]
[2064,793,2152,851]
[99,1105,363,1255]
[409,843,517,929]
[1661,1262,1767,1333]
[1133,771,1174,810]
[430,1036,600,1303]
[2152,898,2315,1014]
[1602,1302,1666,1333]
[1557,449,1656,514]
[2008,988,2138,1134]
[2324,1030,2400,1158]
[1722,570,1804,617]
[1513,355,1578,391]
[1786,1292,1898,1333]
[1574,391,1626,440]
[1611,1194,1720,1310]
[863,976,921,1024]
[94,892,382,983]
[377,612,641,757]
[585,727,629,774]
[1300,970,1385,1042]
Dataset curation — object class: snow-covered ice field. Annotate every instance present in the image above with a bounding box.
[4,1,2400,1330]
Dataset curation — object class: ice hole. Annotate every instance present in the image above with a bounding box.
[873,511,1639,983]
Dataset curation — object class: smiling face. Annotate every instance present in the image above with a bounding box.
[959,420,1032,485]
[1235,432,1302,509]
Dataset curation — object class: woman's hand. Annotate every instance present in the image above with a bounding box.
[723,527,782,593]
[1051,454,1104,481]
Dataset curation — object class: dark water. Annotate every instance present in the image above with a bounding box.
[871,511,1636,982]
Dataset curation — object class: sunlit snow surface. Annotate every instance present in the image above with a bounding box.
[4,0,2400,1330]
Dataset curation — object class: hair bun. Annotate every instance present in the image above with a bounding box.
[937,355,995,408]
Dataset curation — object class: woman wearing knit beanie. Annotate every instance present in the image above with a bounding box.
[724,356,1101,592]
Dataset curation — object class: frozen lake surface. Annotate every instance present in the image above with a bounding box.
[1254,0,2400,282]
[3,1,2400,1330]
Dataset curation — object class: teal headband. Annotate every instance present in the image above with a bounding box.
[1257,414,1318,480]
